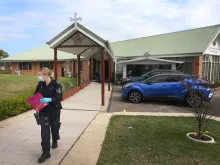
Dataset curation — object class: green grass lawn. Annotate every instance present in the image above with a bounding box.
[97,116,220,165]
[0,74,77,100]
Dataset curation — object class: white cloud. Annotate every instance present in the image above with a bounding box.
[0,33,30,41]
[0,0,219,43]
[0,16,12,22]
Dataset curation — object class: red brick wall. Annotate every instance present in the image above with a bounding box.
[75,60,90,81]
[11,61,68,77]
[192,56,202,77]
[10,59,113,82]
[11,63,18,73]
[11,62,38,75]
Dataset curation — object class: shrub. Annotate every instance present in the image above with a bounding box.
[184,77,219,140]
[0,90,33,120]
[0,70,11,74]
[116,73,123,81]
[210,81,220,89]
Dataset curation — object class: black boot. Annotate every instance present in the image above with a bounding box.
[38,152,51,163]
[52,141,58,149]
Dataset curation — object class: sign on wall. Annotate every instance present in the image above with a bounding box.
[204,34,220,55]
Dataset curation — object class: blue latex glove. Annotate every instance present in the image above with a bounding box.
[40,98,52,103]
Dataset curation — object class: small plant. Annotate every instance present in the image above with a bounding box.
[80,78,84,84]
[116,73,123,81]
[68,80,74,88]
[183,77,218,141]
[60,82,66,92]
[210,81,220,89]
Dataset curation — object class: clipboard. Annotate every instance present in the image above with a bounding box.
[26,92,48,111]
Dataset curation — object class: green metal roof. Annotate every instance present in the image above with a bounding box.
[110,24,220,57]
[1,24,220,62]
[0,45,77,62]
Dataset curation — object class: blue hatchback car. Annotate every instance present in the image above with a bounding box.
[122,73,214,107]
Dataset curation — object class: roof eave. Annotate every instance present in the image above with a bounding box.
[117,57,183,64]
[116,52,203,58]
[47,24,114,59]
[0,58,76,62]
[47,26,78,48]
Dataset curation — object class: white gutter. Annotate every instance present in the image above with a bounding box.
[117,57,183,64]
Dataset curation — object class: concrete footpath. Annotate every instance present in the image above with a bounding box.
[0,82,111,165]
[60,113,112,165]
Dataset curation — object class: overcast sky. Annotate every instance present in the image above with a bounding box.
[0,0,220,55]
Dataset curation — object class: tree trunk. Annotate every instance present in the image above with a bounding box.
[198,122,202,138]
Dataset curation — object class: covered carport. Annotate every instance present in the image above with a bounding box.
[46,22,114,106]
[117,56,183,78]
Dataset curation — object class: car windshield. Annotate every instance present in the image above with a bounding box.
[141,72,151,78]
[141,72,159,79]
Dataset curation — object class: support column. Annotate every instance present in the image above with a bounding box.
[209,56,213,81]
[77,55,81,88]
[171,63,176,70]
[54,48,58,80]
[123,64,127,78]
[73,60,76,77]
[192,56,202,78]
[108,57,111,91]
[89,58,92,81]
[114,59,117,85]
[101,48,105,106]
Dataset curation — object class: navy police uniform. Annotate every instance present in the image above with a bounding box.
[35,79,63,153]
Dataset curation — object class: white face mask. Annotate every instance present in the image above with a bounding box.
[38,76,44,82]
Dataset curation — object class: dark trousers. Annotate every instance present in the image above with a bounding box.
[39,109,61,152]
[62,71,64,77]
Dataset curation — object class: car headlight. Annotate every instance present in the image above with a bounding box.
[209,93,214,98]
[123,83,133,88]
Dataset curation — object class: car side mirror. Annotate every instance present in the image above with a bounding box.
[147,81,153,85]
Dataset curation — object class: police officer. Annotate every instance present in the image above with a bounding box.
[34,67,63,163]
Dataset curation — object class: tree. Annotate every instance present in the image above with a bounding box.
[184,77,219,140]
[0,49,9,69]
[0,49,9,59]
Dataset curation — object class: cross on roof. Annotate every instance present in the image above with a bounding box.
[144,52,150,59]
[70,12,82,27]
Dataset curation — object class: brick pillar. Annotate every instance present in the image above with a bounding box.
[192,56,202,78]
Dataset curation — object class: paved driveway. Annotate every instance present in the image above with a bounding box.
[109,86,220,116]
[109,86,192,113]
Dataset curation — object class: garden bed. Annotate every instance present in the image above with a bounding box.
[97,116,220,165]
[63,81,90,100]
[187,133,215,143]
[0,74,90,121]
[0,74,77,100]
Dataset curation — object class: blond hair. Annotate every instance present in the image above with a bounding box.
[39,67,52,76]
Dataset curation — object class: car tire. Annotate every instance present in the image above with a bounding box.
[128,90,143,103]
[185,92,202,107]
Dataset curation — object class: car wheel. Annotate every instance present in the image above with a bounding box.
[185,92,202,107]
[128,90,142,103]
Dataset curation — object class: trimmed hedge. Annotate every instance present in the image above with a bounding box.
[0,91,33,120]
[0,70,11,74]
